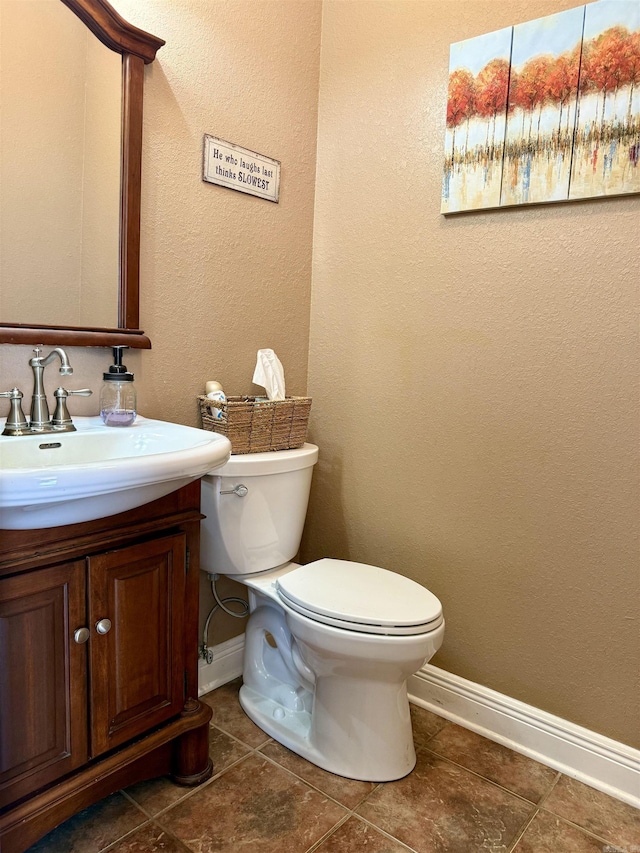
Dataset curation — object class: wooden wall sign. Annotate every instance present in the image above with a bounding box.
[203,135,280,202]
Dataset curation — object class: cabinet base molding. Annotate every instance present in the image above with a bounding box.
[172,757,214,787]
[0,700,213,853]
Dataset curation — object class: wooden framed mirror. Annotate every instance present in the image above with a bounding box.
[0,0,164,348]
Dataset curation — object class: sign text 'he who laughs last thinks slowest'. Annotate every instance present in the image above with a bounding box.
[202,135,280,203]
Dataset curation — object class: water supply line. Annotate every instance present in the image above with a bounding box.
[200,573,249,664]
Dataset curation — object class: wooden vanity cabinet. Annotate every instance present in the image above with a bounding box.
[88,534,187,756]
[0,560,88,809]
[0,482,212,853]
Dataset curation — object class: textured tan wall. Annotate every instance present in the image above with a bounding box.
[303,0,640,747]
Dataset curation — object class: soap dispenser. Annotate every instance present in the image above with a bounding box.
[100,346,137,426]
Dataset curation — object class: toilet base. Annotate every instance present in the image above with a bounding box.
[236,584,444,782]
[238,682,417,782]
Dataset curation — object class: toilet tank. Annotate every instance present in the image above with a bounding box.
[200,443,318,576]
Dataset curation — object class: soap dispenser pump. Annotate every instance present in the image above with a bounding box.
[100,346,137,427]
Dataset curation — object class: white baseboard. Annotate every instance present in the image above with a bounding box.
[198,634,245,696]
[409,664,640,809]
[196,637,639,809]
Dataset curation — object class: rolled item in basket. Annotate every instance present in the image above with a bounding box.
[252,349,286,401]
[205,389,226,419]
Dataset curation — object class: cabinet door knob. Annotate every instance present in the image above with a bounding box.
[95,618,112,635]
[74,627,90,644]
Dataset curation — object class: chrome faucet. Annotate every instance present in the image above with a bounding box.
[28,347,75,431]
[1,346,92,436]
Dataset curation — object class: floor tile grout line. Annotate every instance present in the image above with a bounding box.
[88,791,157,852]
[119,786,162,821]
[411,715,450,750]
[354,813,422,853]
[96,814,154,853]
[352,780,384,812]
[416,744,551,808]
[127,751,256,824]
[506,807,540,853]
[502,774,637,853]
[535,801,635,849]
[181,749,254,788]
[101,818,195,853]
[268,753,426,853]
[302,812,421,853]
[207,718,273,752]
[536,770,562,810]
[303,813,353,853]
[252,746,361,812]
[299,793,421,853]
[238,745,418,850]
[147,820,199,853]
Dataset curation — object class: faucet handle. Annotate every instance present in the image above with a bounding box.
[1,388,30,436]
[52,387,93,430]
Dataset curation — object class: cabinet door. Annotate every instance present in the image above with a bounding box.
[0,561,88,808]
[88,534,186,756]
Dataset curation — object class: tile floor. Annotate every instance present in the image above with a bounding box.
[26,679,640,853]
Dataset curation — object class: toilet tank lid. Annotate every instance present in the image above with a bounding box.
[204,443,318,478]
[276,559,443,630]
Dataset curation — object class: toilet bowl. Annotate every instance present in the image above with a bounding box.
[200,444,444,781]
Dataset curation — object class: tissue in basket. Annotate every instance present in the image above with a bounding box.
[198,395,311,454]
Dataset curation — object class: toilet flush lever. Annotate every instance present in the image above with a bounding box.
[220,484,248,497]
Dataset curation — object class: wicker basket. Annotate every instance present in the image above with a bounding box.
[198,395,311,454]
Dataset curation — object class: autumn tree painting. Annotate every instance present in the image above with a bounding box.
[570,2,640,199]
[476,59,511,151]
[442,27,512,212]
[446,69,476,154]
[501,5,585,206]
[441,0,640,213]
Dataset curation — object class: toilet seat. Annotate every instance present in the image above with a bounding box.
[276,558,443,636]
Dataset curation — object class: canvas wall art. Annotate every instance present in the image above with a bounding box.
[441,0,640,213]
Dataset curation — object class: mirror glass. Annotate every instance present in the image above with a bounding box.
[0,0,122,328]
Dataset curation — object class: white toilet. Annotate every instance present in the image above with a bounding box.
[200,444,444,781]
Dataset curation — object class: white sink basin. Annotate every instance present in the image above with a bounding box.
[0,415,231,530]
